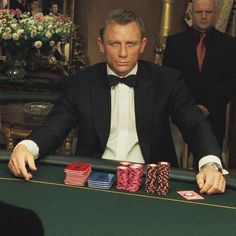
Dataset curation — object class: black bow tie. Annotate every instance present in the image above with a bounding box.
[108,74,136,87]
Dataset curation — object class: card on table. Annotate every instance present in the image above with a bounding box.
[88,171,116,189]
[64,162,92,187]
[65,162,91,173]
[177,190,204,200]
[88,172,115,183]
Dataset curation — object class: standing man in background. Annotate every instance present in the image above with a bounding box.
[163,0,236,150]
[49,2,61,16]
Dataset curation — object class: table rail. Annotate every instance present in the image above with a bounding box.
[1,150,236,189]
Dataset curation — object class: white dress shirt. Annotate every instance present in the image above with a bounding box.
[101,64,144,163]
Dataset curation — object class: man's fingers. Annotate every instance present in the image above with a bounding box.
[27,157,37,171]
[200,176,214,194]
[220,176,226,192]
[206,176,226,195]
[196,172,204,189]
[197,165,226,195]
[205,174,221,194]
[17,153,31,180]
[8,160,20,176]
[8,145,36,181]
[197,104,209,116]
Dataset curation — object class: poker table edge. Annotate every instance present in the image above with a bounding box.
[0,150,236,190]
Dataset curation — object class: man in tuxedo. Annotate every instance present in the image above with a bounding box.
[9,9,227,194]
[163,0,236,149]
[0,201,44,236]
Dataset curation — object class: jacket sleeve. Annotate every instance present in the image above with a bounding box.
[169,75,221,163]
[28,79,78,157]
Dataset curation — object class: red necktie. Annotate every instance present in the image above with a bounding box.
[196,33,206,72]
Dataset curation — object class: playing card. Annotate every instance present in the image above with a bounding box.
[88,172,116,189]
[88,172,115,183]
[177,190,204,200]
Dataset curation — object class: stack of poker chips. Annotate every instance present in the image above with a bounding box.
[145,162,170,196]
[116,162,143,192]
[145,164,158,193]
[64,162,92,186]
[156,162,170,195]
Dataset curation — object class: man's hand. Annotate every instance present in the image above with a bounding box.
[197,104,209,117]
[196,165,226,194]
[8,144,37,181]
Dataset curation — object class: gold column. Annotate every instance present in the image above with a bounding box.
[154,0,174,65]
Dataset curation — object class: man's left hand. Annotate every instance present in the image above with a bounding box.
[196,165,226,194]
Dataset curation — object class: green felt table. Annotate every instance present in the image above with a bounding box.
[1,150,236,236]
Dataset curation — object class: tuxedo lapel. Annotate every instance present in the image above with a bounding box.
[135,61,155,162]
[90,69,111,150]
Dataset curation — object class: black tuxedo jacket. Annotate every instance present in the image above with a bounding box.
[163,27,236,145]
[29,60,221,167]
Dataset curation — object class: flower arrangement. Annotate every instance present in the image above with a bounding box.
[0,9,73,52]
[0,9,74,78]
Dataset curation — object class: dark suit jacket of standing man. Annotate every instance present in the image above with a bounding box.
[28,60,221,167]
[163,27,236,148]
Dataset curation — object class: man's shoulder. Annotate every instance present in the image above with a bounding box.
[139,60,180,80]
[167,28,190,41]
[213,28,236,42]
[76,62,107,78]
[63,62,106,89]
[67,62,106,82]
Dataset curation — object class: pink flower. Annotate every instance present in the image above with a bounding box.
[34,13,44,22]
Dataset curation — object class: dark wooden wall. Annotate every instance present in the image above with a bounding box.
[75,0,188,65]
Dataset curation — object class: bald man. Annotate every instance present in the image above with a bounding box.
[163,0,236,151]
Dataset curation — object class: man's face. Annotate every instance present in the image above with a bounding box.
[97,22,147,76]
[30,1,38,10]
[191,0,217,32]
[51,4,59,14]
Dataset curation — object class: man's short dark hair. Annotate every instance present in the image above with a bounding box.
[27,0,38,4]
[50,1,58,8]
[99,9,146,40]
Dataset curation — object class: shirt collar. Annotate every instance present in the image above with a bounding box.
[191,26,215,43]
[107,63,138,78]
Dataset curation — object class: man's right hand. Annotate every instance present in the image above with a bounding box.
[197,104,209,117]
[8,144,37,181]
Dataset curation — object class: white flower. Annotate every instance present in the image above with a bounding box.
[17,29,24,34]
[2,32,11,40]
[34,40,42,48]
[31,29,37,37]
[49,40,55,47]
[5,27,11,33]
[28,20,34,26]
[45,31,52,39]
[12,33,19,40]
[11,24,17,29]
[48,24,53,29]
[38,25,43,31]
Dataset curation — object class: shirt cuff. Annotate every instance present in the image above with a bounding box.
[15,140,39,159]
[198,155,228,175]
